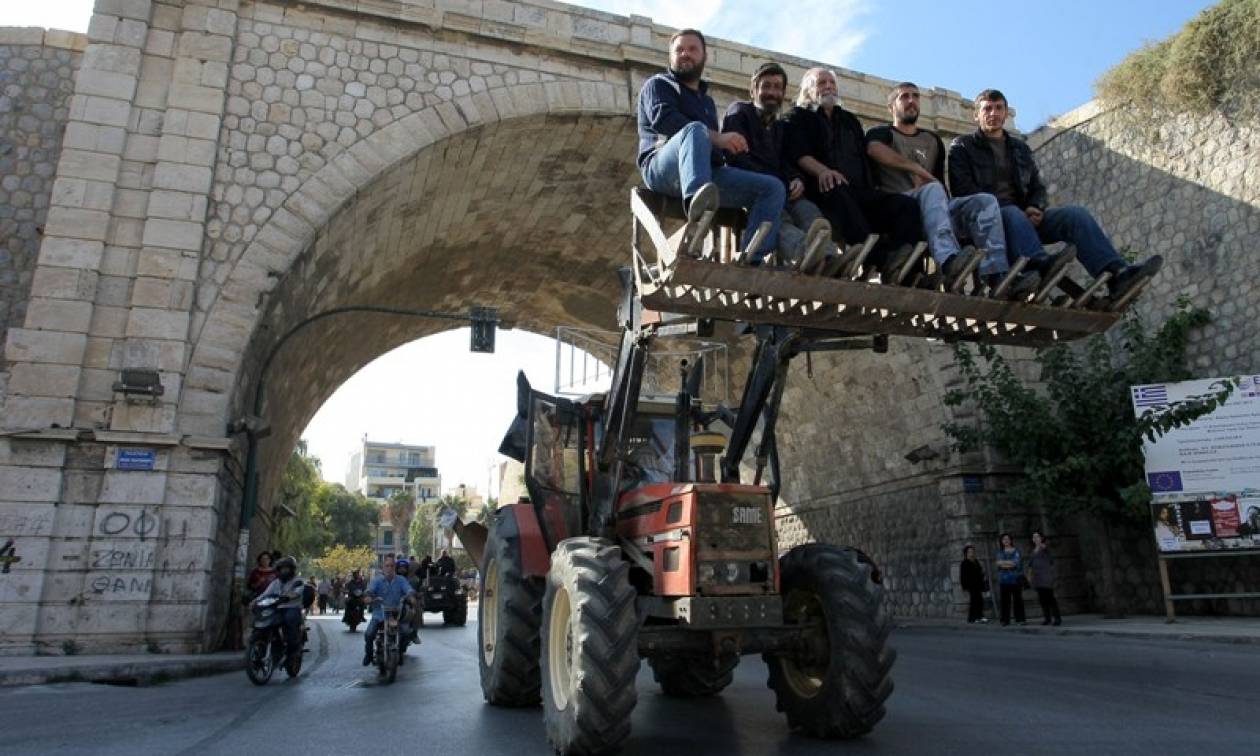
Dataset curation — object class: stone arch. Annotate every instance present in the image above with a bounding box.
[181,88,637,516]
[179,80,629,427]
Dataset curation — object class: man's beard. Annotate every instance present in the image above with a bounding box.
[755,98,781,119]
[815,93,839,109]
[898,109,919,125]
[670,60,704,83]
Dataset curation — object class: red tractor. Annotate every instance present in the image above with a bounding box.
[459,189,1145,755]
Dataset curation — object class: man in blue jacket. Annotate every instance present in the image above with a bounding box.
[637,29,785,264]
[948,89,1162,303]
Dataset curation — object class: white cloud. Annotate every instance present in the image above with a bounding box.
[573,0,870,67]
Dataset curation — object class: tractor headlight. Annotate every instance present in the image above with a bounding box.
[699,563,716,583]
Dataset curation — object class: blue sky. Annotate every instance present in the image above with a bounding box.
[2,0,1219,489]
[581,0,1215,129]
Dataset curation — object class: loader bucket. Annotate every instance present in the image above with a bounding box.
[454,520,489,568]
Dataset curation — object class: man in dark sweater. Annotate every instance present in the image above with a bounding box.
[721,62,830,267]
[948,89,1162,302]
[785,67,926,280]
[637,29,785,263]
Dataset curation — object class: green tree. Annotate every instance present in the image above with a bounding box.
[312,544,377,579]
[408,494,469,557]
[942,301,1233,615]
[271,440,329,561]
[315,484,378,548]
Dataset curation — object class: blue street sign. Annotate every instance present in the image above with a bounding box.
[117,448,156,471]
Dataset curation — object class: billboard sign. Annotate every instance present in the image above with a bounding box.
[1132,376,1260,553]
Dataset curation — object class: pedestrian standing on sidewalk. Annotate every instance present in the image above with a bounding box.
[959,545,990,623]
[995,533,1026,626]
[1029,531,1062,626]
[317,577,331,615]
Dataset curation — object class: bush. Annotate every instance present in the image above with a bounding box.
[1096,0,1260,116]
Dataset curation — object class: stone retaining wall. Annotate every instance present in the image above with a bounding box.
[0,29,86,405]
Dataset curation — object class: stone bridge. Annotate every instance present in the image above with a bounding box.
[0,0,1054,654]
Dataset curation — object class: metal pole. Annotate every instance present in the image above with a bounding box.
[1158,556,1176,623]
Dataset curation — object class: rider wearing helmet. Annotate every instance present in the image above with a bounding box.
[363,554,416,666]
[253,556,305,664]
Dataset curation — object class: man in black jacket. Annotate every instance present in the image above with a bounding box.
[721,62,830,267]
[636,29,785,263]
[785,68,927,280]
[948,89,1162,302]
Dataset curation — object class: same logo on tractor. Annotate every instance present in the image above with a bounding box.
[731,506,763,525]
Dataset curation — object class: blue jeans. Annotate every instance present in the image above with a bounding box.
[908,184,1009,277]
[641,121,785,262]
[1000,204,1122,277]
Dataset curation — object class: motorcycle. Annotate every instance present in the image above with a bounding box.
[374,603,404,684]
[343,588,365,632]
[245,592,305,685]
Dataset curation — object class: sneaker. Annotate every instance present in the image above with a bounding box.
[1108,255,1164,303]
[978,618,990,624]
[362,651,372,666]
[1029,248,1077,281]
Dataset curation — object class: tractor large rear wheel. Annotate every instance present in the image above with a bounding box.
[649,654,738,697]
[541,538,640,756]
[479,513,544,706]
[764,544,895,739]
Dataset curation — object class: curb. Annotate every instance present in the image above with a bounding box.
[0,655,243,689]
[894,620,1260,647]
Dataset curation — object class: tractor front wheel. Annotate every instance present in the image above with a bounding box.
[764,544,895,739]
[479,512,544,706]
[541,538,640,756]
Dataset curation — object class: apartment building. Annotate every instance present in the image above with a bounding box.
[347,438,441,560]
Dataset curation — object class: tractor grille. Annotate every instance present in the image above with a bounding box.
[694,491,774,594]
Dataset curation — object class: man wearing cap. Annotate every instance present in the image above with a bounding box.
[867,82,1043,297]
[637,28,786,263]
[948,88,1162,302]
[721,62,831,268]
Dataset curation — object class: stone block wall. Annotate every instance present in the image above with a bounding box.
[1028,104,1260,615]
[0,29,85,404]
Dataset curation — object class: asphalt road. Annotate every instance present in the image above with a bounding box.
[2,612,1257,756]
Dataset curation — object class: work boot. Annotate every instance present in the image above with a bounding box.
[941,249,982,291]
[985,270,1042,300]
[1107,255,1164,303]
[879,243,915,284]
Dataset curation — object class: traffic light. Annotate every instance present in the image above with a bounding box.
[470,306,497,353]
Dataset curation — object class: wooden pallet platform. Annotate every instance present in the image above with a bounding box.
[629,187,1131,346]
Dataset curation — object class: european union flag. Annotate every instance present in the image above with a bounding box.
[1148,471,1184,492]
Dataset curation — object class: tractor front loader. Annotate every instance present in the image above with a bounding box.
[457,188,1153,755]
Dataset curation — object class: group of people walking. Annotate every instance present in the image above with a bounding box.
[636,28,1162,302]
[960,532,1062,626]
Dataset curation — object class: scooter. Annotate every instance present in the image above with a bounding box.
[245,592,305,685]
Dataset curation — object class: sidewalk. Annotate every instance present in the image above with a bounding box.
[0,651,242,688]
[897,613,1260,645]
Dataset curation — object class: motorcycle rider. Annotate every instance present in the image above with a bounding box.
[362,554,415,666]
[252,556,305,665]
[342,569,367,628]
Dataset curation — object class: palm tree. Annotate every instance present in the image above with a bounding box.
[386,491,416,555]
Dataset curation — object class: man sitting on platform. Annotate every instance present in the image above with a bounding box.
[785,68,926,281]
[636,28,785,264]
[948,89,1162,303]
[721,62,831,268]
[867,82,1042,297]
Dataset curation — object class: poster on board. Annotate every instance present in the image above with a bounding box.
[1132,376,1260,554]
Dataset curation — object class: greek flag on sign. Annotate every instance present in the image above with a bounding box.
[1132,384,1169,408]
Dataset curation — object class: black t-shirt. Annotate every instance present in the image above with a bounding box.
[785,105,871,190]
